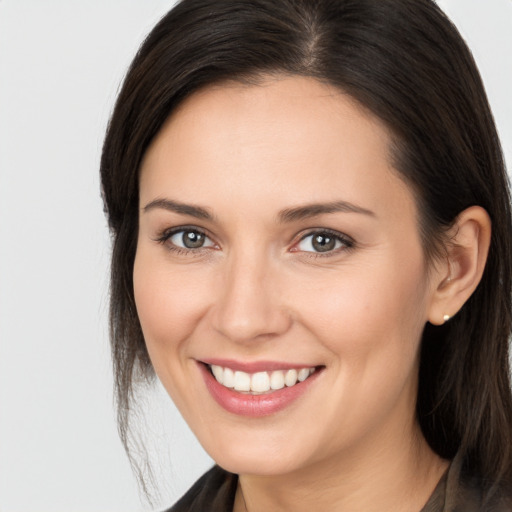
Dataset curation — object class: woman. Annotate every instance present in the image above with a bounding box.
[100,0,512,510]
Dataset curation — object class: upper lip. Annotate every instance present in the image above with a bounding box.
[199,358,321,373]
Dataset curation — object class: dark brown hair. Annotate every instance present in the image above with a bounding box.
[101,0,512,497]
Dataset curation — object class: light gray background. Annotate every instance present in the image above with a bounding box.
[0,1,511,511]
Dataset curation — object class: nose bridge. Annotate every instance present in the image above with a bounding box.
[212,244,291,343]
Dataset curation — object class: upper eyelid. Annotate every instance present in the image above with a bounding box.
[157,225,210,239]
[291,228,355,253]
[295,228,353,243]
[155,226,217,254]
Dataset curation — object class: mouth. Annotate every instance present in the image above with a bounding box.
[207,364,318,395]
[198,360,324,417]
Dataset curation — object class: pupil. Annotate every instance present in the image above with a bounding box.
[312,234,335,252]
[183,231,204,248]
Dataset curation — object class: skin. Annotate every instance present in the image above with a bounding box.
[134,76,490,511]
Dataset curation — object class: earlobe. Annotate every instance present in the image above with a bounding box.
[428,206,491,326]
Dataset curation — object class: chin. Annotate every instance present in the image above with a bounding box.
[198,426,315,476]
[215,452,306,477]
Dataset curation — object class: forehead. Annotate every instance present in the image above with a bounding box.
[139,76,415,225]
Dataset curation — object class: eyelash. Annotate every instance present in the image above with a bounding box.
[154,226,355,257]
[154,226,215,256]
[294,229,355,258]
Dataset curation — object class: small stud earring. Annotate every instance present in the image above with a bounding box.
[443,314,451,322]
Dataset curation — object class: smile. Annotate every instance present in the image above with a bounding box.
[199,361,323,417]
[209,365,317,394]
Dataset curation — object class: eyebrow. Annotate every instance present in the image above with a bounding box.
[143,198,213,220]
[278,201,375,223]
[142,198,375,223]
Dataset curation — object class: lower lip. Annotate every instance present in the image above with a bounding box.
[199,363,322,417]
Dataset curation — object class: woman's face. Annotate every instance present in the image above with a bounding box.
[134,76,439,476]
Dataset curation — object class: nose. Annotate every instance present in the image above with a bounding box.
[211,252,292,344]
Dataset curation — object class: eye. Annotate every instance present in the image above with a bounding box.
[295,230,352,254]
[160,228,216,250]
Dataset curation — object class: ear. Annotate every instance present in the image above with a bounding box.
[428,206,491,326]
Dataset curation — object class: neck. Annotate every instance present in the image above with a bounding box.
[234,424,448,512]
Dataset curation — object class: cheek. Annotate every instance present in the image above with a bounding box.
[289,259,429,446]
[291,251,430,362]
[132,246,212,362]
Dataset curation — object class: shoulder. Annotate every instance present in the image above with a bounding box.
[424,454,512,512]
[455,472,512,512]
[164,465,238,512]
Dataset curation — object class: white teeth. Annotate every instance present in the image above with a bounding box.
[285,369,298,387]
[270,370,285,390]
[234,371,251,391]
[251,372,270,393]
[211,365,223,384]
[223,367,235,388]
[298,368,310,382]
[209,364,317,394]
